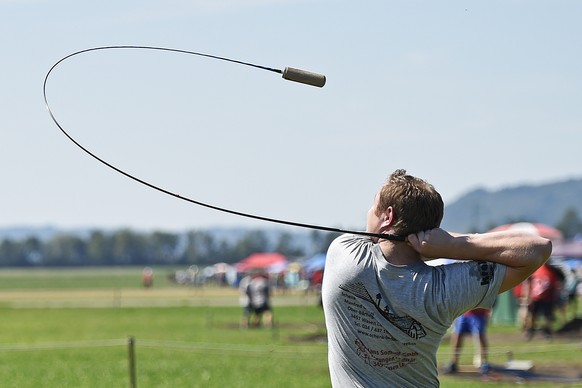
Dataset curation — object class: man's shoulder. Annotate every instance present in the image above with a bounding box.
[328,234,374,257]
[331,233,372,247]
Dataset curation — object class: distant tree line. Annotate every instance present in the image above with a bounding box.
[0,229,340,268]
[555,208,582,239]
[2,208,580,268]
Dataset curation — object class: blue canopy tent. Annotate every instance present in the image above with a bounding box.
[302,253,326,273]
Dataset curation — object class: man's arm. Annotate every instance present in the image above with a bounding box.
[407,228,552,293]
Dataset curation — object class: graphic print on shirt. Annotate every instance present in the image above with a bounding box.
[354,338,418,370]
[476,261,495,286]
[339,281,427,340]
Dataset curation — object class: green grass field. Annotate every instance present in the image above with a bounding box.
[0,267,580,387]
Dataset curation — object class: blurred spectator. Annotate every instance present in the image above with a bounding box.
[523,262,564,340]
[239,274,252,329]
[443,308,491,375]
[246,272,273,328]
[311,269,324,289]
[142,267,154,288]
[565,268,580,319]
[276,272,288,294]
[513,282,529,332]
[311,269,324,307]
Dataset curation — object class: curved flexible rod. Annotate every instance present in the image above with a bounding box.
[43,45,404,242]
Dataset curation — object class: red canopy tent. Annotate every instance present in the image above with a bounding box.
[235,252,288,273]
[488,222,564,242]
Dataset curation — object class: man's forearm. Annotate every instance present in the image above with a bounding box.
[409,229,551,269]
[409,228,552,292]
[450,231,552,269]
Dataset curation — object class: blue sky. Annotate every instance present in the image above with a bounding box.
[2,1,581,232]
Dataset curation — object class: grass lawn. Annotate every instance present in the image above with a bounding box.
[0,267,580,387]
[0,266,178,290]
[0,305,330,387]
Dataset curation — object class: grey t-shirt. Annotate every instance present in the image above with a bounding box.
[322,234,506,387]
[247,276,269,308]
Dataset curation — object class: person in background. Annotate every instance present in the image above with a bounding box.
[247,271,273,328]
[513,281,530,333]
[238,273,252,329]
[443,308,491,375]
[557,267,580,322]
[427,259,492,375]
[566,268,580,319]
[142,267,154,288]
[523,262,564,340]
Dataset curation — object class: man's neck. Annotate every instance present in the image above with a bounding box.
[378,240,422,266]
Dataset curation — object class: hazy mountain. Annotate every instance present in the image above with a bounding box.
[2,177,581,241]
[441,178,582,233]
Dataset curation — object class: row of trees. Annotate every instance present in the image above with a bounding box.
[555,208,582,239]
[0,228,340,267]
[1,208,580,268]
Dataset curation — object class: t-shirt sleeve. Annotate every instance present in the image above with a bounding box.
[441,261,507,320]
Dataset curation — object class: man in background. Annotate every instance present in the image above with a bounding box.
[246,272,273,328]
[443,308,491,375]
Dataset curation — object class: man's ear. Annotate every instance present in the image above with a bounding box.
[380,206,394,228]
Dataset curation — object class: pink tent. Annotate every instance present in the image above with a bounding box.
[552,240,582,258]
[235,252,288,272]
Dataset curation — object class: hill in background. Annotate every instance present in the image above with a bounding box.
[1,177,581,241]
[441,178,582,233]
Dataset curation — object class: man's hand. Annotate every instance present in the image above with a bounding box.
[407,228,458,259]
[408,228,552,293]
